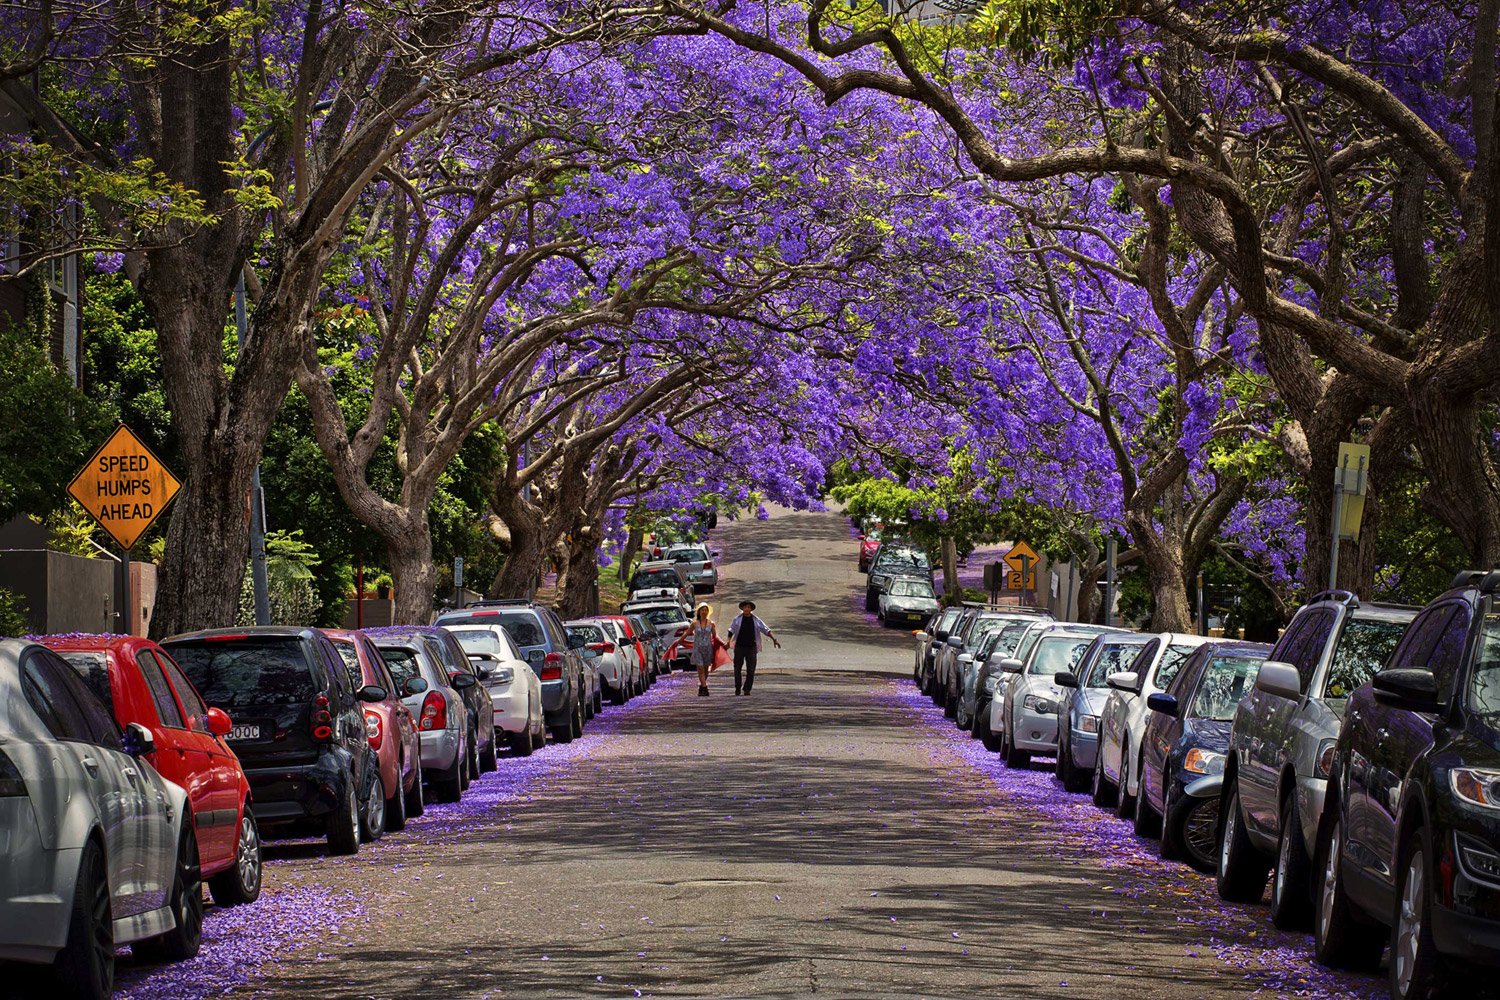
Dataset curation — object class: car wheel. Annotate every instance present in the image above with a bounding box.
[531,719,546,750]
[1179,797,1221,874]
[511,727,535,757]
[864,588,878,612]
[480,730,499,773]
[1270,793,1313,930]
[465,728,480,783]
[433,749,463,803]
[1060,743,1088,794]
[955,698,970,731]
[571,697,585,741]
[361,775,386,842]
[134,822,203,962]
[594,690,603,715]
[1005,733,1031,769]
[612,683,627,706]
[1133,767,1161,838]
[943,685,958,719]
[52,839,113,1000]
[384,767,408,833]
[405,766,425,817]
[971,709,988,742]
[551,719,574,744]
[209,809,263,906]
[1091,751,1117,809]
[327,774,362,855]
[1115,742,1137,818]
[1391,833,1445,1000]
[1216,783,1269,903]
[1314,812,1383,971]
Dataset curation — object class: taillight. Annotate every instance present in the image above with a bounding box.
[364,710,383,749]
[418,690,447,731]
[0,749,25,797]
[540,652,564,680]
[311,693,334,742]
[604,642,615,653]
[588,642,617,654]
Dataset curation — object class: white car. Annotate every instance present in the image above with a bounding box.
[597,619,646,694]
[572,619,642,703]
[991,624,1129,767]
[1094,633,1217,815]
[442,624,546,757]
[664,543,719,593]
[1,639,200,999]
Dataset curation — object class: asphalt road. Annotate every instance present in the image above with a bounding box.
[114,507,1388,1000]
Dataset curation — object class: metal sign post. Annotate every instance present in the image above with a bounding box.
[453,557,465,610]
[236,273,271,626]
[1104,537,1117,626]
[1328,442,1371,591]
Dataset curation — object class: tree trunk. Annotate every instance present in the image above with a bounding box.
[490,490,547,598]
[940,537,960,603]
[150,450,256,638]
[387,523,436,625]
[1127,519,1193,632]
[1073,537,1104,624]
[618,526,643,583]
[555,522,602,619]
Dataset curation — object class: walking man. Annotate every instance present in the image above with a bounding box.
[727,599,780,695]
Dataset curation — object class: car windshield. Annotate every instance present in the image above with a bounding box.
[1468,614,1500,719]
[876,548,929,572]
[451,630,503,655]
[1028,636,1093,675]
[639,608,688,628]
[1015,627,1050,662]
[567,624,606,645]
[632,569,680,589]
[935,608,960,632]
[460,613,543,648]
[994,624,1030,655]
[672,549,708,563]
[1323,619,1411,698]
[1189,654,1265,720]
[57,651,114,715]
[169,639,316,710]
[377,647,424,690]
[968,617,1010,648]
[1084,642,1148,687]
[891,579,935,599]
[1152,643,1200,688]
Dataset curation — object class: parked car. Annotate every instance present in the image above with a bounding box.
[601,615,651,690]
[41,633,262,905]
[626,560,693,614]
[866,543,933,613]
[857,524,895,572]
[323,629,423,834]
[1218,591,1417,929]
[1314,571,1500,999]
[1138,641,1271,871]
[443,621,548,755]
[948,611,1056,726]
[434,600,590,744]
[162,627,384,854]
[584,618,643,699]
[915,606,963,690]
[992,624,1129,767]
[366,636,470,802]
[567,619,626,709]
[0,639,200,999]
[1094,632,1216,819]
[1055,632,1153,792]
[878,574,941,628]
[631,603,694,671]
[664,542,719,593]
[370,625,498,775]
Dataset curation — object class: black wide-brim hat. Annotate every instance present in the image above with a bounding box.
[739,600,756,611]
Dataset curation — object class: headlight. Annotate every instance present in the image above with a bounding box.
[1315,739,1337,778]
[1451,768,1500,811]
[1075,715,1099,734]
[1183,748,1226,775]
[1022,694,1057,715]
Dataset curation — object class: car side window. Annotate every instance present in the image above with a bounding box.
[1128,640,1160,675]
[136,651,186,728]
[1295,611,1336,689]
[1386,606,1450,673]
[35,651,121,746]
[320,640,356,707]
[1426,602,1473,700]
[1269,613,1311,667]
[154,651,208,732]
[21,651,75,739]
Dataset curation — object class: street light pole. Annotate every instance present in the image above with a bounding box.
[236,272,271,625]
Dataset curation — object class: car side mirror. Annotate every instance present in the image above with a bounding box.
[121,721,155,757]
[957,652,973,664]
[999,657,1024,674]
[915,630,930,641]
[933,630,949,642]
[1106,671,1138,692]
[1372,668,1443,713]
[1254,661,1302,701]
[946,636,963,648]
[449,673,477,690]
[403,677,429,696]
[357,684,388,703]
[1147,692,1180,717]
[1054,671,1080,689]
[204,706,233,737]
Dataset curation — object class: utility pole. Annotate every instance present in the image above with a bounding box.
[235,272,271,625]
[1197,571,1207,636]
[1104,537,1117,626]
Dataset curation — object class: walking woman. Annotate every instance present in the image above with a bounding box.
[691,603,719,697]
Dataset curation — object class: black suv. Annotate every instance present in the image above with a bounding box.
[163,626,384,855]
[1315,570,1500,999]
[435,600,589,744]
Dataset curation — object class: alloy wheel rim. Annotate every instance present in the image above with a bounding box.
[1395,849,1424,995]
[350,781,361,835]
[1220,795,1237,878]
[1275,821,1291,905]
[237,815,261,893]
[368,781,384,833]
[1318,821,1340,944]
[1184,800,1218,868]
[178,837,203,940]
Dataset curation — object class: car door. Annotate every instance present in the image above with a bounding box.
[153,648,240,855]
[131,648,223,860]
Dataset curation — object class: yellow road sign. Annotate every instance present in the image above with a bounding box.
[67,425,182,550]
[1006,570,1036,591]
[1004,541,1040,575]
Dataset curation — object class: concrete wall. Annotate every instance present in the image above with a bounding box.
[128,562,157,637]
[0,548,118,635]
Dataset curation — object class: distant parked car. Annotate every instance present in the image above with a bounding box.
[41,633,263,905]
[627,560,694,613]
[434,601,590,744]
[857,524,895,572]
[915,606,963,690]
[664,542,719,593]
[370,626,499,777]
[367,636,470,802]
[324,629,423,830]
[0,639,201,999]
[441,622,546,756]
[632,602,694,671]
[865,543,933,612]
[1094,633,1216,819]
[992,624,1128,767]
[598,615,650,691]
[1055,633,1153,792]
[163,627,385,855]
[878,575,941,628]
[1218,591,1416,929]
[952,611,1057,731]
[933,607,1052,715]
[1314,571,1500,1000]
[568,619,633,704]
[1138,641,1271,871]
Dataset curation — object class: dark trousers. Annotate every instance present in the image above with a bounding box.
[733,647,758,692]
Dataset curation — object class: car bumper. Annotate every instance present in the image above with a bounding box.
[1069,730,1100,770]
[540,679,567,714]
[1013,709,1059,752]
[419,727,462,772]
[488,685,531,735]
[884,608,934,626]
[1432,898,1500,965]
[0,799,74,964]
[242,757,354,823]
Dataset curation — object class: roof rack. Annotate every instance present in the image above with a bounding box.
[460,598,533,609]
[1307,589,1359,608]
[1450,569,1500,593]
[960,601,1049,613]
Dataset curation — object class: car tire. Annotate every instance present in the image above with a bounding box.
[1390,830,1445,1000]
[864,588,878,612]
[511,727,534,756]
[209,809,263,907]
[571,697,585,741]
[384,768,408,833]
[1091,751,1117,809]
[405,768,426,817]
[1133,772,1162,838]
[466,728,481,782]
[327,774,362,855]
[1179,797,1221,874]
[971,710,988,742]
[594,690,603,715]
[432,750,464,803]
[1160,789,1182,860]
[361,774,386,843]
[1005,735,1031,769]
[1313,812,1383,971]
[134,821,203,963]
[551,719,573,744]
[1115,742,1137,818]
[1270,793,1313,930]
[1059,744,1088,793]
[480,730,498,773]
[1216,783,1269,903]
[52,839,113,1000]
[612,683,627,706]
[943,686,958,719]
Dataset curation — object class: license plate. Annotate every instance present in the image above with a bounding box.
[228,724,262,741]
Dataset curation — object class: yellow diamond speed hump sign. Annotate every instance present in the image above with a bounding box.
[67,425,182,550]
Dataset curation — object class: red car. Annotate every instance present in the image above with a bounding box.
[858,526,887,572]
[39,633,262,906]
[323,629,423,833]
